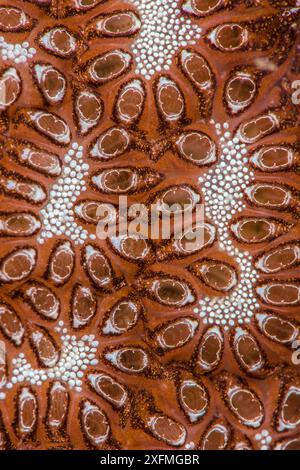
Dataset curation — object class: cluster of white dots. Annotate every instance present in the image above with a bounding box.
[185,441,195,449]
[0,36,36,63]
[129,0,201,79]
[1,322,99,394]
[195,122,260,329]
[255,430,273,450]
[38,143,96,245]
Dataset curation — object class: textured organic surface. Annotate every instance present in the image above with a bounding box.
[0,0,300,450]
